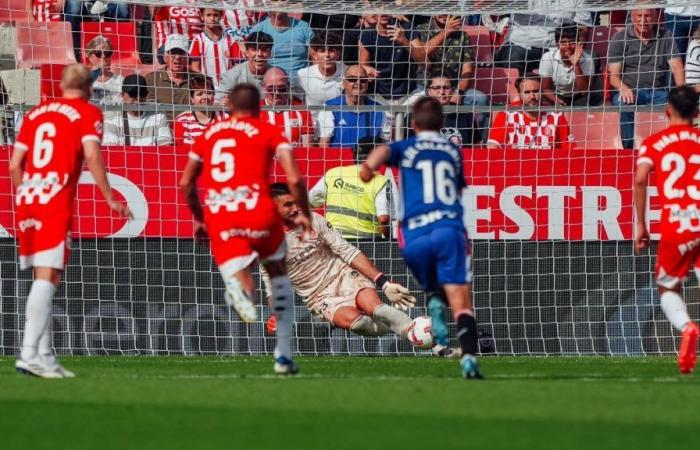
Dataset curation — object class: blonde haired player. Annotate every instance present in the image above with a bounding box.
[10,64,132,378]
[263,183,458,354]
[635,85,700,374]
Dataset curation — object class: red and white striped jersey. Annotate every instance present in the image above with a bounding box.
[262,100,315,144]
[32,0,61,22]
[488,111,574,150]
[190,31,242,87]
[153,5,203,49]
[173,110,229,146]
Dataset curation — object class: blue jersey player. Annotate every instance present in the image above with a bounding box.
[360,97,483,379]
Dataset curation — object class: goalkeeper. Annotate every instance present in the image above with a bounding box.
[262,183,429,347]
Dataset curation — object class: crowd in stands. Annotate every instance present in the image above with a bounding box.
[6,4,700,150]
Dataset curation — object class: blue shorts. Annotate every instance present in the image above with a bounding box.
[401,227,472,292]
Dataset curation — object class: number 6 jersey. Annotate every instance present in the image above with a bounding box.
[13,97,103,269]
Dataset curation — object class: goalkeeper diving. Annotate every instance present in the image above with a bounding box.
[262,182,456,354]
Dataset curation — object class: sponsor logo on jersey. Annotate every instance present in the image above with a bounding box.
[407,209,459,230]
[220,227,270,241]
[666,204,700,233]
[204,183,260,213]
[18,218,43,232]
[15,172,68,205]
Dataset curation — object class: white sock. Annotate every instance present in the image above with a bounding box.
[271,276,294,360]
[20,279,56,361]
[350,315,391,336]
[660,290,691,331]
[372,304,413,338]
[38,319,54,360]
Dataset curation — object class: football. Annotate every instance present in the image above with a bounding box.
[407,316,434,350]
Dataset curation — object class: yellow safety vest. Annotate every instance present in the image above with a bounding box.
[324,164,389,239]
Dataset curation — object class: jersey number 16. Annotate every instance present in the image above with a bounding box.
[416,160,458,205]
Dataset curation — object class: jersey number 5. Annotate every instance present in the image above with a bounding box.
[33,123,56,169]
[211,138,236,182]
[662,152,700,200]
[415,160,458,205]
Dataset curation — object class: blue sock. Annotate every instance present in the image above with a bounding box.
[428,296,448,346]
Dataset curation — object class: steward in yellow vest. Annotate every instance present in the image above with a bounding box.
[309,137,391,239]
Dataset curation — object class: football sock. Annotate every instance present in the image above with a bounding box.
[20,279,56,361]
[456,311,478,356]
[372,304,413,338]
[428,295,449,346]
[350,315,391,336]
[270,276,294,359]
[660,290,691,332]
[38,317,54,360]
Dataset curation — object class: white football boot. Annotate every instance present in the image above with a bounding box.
[224,278,257,323]
[15,357,63,379]
[41,355,76,378]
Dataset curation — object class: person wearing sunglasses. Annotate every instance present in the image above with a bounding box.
[86,36,124,110]
[261,67,314,146]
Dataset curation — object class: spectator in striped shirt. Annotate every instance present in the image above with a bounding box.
[27,0,61,22]
[215,31,274,103]
[190,8,243,89]
[686,27,700,89]
[174,74,228,146]
[261,67,315,146]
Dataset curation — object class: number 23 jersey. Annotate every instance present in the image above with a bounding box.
[189,116,291,233]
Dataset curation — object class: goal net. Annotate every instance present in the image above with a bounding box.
[1,0,699,356]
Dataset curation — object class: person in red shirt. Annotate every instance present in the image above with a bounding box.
[9,64,131,378]
[635,85,700,374]
[261,67,315,146]
[27,0,62,22]
[174,74,228,147]
[189,8,243,88]
[487,72,574,150]
[180,83,312,375]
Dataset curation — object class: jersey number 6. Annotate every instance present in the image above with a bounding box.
[33,123,56,169]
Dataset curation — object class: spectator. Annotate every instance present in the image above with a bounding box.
[145,34,191,112]
[249,11,314,81]
[302,13,362,65]
[608,8,685,149]
[539,26,596,106]
[686,27,700,88]
[103,74,173,146]
[415,14,487,108]
[215,31,273,103]
[318,65,390,148]
[173,74,228,146]
[359,14,426,104]
[296,31,346,119]
[407,71,478,146]
[494,13,572,75]
[261,67,315,146]
[85,36,124,108]
[190,8,243,88]
[309,135,392,240]
[487,73,573,150]
[27,0,61,22]
[665,6,700,58]
[152,3,203,56]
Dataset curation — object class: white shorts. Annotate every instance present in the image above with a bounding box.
[19,238,70,271]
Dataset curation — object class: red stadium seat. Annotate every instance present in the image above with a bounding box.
[40,63,66,100]
[80,21,141,67]
[567,112,622,149]
[473,67,519,105]
[15,21,77,69]
[0,0,29,23]
[464,25,493,64]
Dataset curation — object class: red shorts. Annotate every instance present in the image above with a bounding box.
[208,214,286,279]
[655,232,700,289]
[16,211,71,271]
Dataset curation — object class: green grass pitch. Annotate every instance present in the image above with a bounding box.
[0,356,697,449]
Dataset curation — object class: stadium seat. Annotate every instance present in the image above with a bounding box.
[0,0,29,23]
[15,21,77,69]
[81,21,141,69]
[464,25,493,65]
[40,63,66,100]
[567,112,622,149]
[473,67,519,105]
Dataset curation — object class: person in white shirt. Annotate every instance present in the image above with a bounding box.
[86,36,124,109]
[665,6,700,58]
[296,31,346,120]
[539,25,595,106]
[103,74,173,146]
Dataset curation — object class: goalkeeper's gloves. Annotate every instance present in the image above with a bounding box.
[374,273,416,310]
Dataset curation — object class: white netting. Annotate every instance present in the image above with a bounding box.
[2,1,700,356]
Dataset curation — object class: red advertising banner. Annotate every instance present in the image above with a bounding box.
[0,146,660,240]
